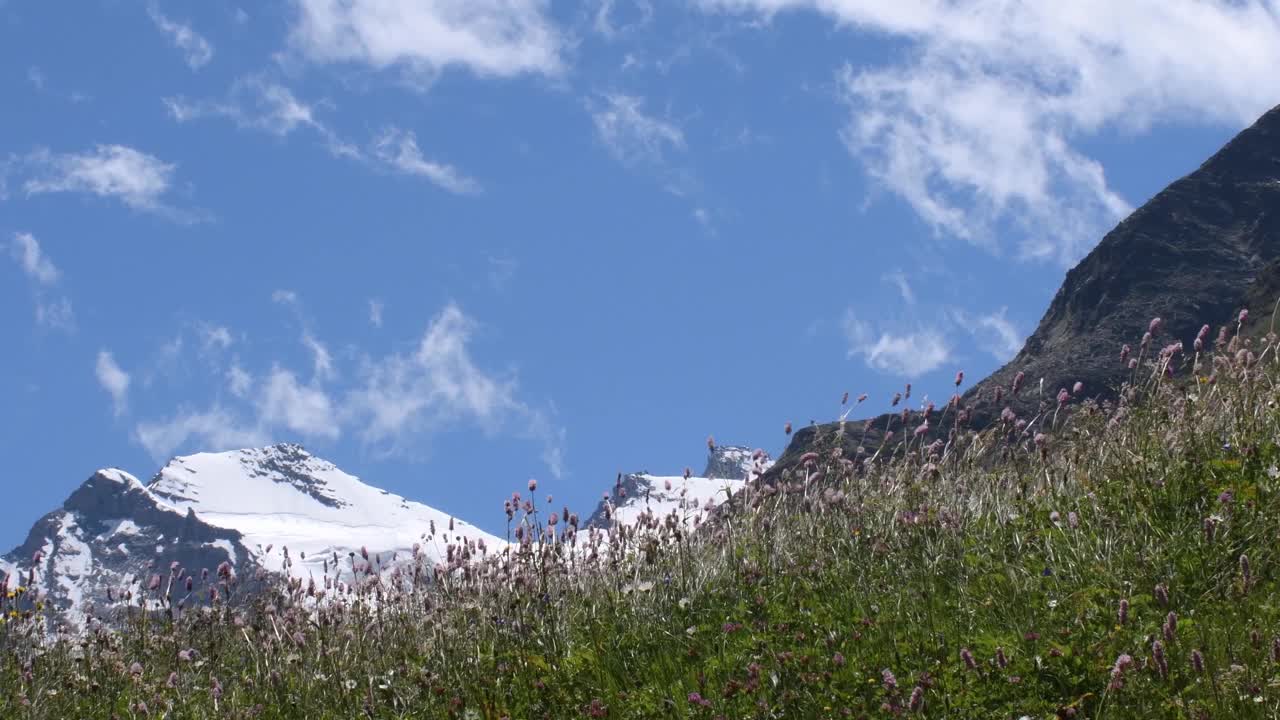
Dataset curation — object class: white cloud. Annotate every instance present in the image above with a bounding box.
[258,368,340,439]
[148,5,214,69]
[23,145,180,214]
[288,0,564,79]
[165,76,319,137]
[699,0,1280,265]
[593,0,655,38]
[35,297,75,331]
[883,270,915,305]
[227,364,253,397]
[200,324,234,352]
[368,299,384,328]
[844,310,950,377]
[7,232,75,331]
[302,333,336,381]
[136,406,269,463]
[371,127,481,194]
[96,351,131,416]
[9,232,59,286]
[272,289,299,305]
[954,306,1024,363]
[130,302,565,476]
[590,93,685,167]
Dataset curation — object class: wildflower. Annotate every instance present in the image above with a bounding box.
[955,370,964,386]
[129,662,143,676]
[1163,612,1178,643]
[994,386,1004,404]
[832,652,846,667]
[1239,308,1249,324]
[687,692,711,708]
[1012,372,1025,395]
[842,391,849,405]
[857,393,867,403]
[1001,407,1017,423]
[908,685,924,711]
[1155,583,1169,607]
[1149,317,1162,335]
[212,676,223,700]
[1057,388,1070,406]
[904,383,912,400]
[167,671,179,688]
[1109,653,1134,690]
[995,647,1008,669]
[1067,511,1079,529]
[1072,381,1083,395]
[1117,599,1129,625]
[960,648,977,670]
[784,421,791,435]
[1128,358,1138,369]
[707,435,716,451]
[1240,554,1252,587]
[881,668,898,690]
[1152,640,1168,679]
[1120,344,1131,364]
[1191,649,1205,674]
[148,574,161,592]
[1049,511,1061,526]
[891,392,901,407]
[587,699,608,718]
[527,479,537,492]
[914,421,929,438]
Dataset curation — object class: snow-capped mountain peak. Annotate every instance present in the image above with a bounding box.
[586,444,773,530]
[146,443,502,581]
[2,444,502,632]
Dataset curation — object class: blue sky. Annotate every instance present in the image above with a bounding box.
[3,0,1278,548]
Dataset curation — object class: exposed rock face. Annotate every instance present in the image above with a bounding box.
[585,445,773,529]
[0,469,248,633]
[767,102,1280,479]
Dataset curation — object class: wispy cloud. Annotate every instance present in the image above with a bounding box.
[167,79,475,192]
[590,93,685,168]
[699,0,1280,265]
[96,351,131,416]
[883,270,915,305]
[6,232,75,331]
[22,145,188,217]
[953,306,1024,363]
[136,406,268,463]
[368,299,385,328]
[371,127,481,194]
[843,310,951,377]
[9,231,59,286]
[288,0,564,79]
[130,302,566,476]
[148,4,214,70]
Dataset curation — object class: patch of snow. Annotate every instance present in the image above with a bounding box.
[96,518,141,540]
[205,539,237,565]
[147,445,504,582]
[609,474,745,529]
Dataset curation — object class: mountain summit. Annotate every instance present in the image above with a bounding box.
[1,444,500,631]
[770,102,1280,474]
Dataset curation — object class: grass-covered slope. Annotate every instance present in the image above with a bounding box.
[4,321,1280,719]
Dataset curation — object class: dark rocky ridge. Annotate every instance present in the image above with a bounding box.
[1,470,255,633]
[766,102,1280,479]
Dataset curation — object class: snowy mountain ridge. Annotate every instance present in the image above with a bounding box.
[0,443,500,632]
[585,444,773,530]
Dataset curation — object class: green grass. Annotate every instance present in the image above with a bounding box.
[4,328,1280,718]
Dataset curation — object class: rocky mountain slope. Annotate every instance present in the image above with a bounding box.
[767,102,1280,478]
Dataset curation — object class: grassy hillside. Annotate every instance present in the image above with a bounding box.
[4,318,1280,719]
